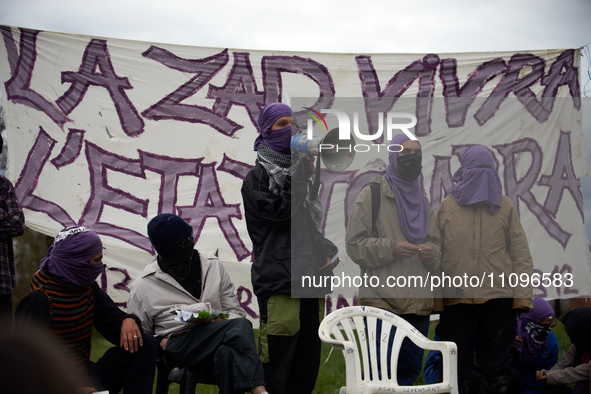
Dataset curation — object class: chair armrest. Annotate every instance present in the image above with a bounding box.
[318,330,347,350]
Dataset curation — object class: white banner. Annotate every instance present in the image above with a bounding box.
[1,25,589,322]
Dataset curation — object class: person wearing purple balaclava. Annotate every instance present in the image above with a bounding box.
[435,145,534,394]
[510,298,558,394]
[15,226,157,394]
[345,133,441,386]
[241,102,339,393]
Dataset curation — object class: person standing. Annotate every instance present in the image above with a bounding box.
[345,133,440,385]
[436,145,534,394]
[0,134,25,321]
[241,102,339,393]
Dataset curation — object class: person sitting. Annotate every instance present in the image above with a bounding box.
[513,298,559,394]
[537,306,591,394]
[127,213,267,394]
[425,299,558,394]
[15,226,157,394]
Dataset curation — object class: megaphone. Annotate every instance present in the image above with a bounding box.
[290,128,355,172]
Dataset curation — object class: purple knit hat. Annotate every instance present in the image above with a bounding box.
[449,145,502,214]
[40,226,104,287]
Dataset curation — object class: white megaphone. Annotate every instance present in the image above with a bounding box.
[289,128,355,172]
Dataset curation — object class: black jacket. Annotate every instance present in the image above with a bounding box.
[241,160,338,301]
[15,271,142,372]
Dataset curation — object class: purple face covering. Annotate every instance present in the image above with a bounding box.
[40,227,104,287]
[515,298,555,363]
[253,103,293,154]
[449,145,503,214]
[384,134,429,244]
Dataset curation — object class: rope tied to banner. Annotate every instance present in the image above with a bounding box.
[579,41,591,97]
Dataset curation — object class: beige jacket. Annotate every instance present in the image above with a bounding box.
[547,344,591,386]
[127,251,245,337]
[345,175,441,316]
[435,195,533,311]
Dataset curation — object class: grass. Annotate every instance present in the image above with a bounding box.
[90,319,571,394]
[90,328,346,394]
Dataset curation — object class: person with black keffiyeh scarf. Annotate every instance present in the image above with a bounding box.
[241,102,339,394]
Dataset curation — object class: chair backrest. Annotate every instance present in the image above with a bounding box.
[318,306,458,394]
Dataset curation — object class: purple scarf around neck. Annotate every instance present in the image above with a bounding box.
[384,134,429,244]
[39,227,104,287]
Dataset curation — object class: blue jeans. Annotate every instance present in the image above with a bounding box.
[371,313,430,385]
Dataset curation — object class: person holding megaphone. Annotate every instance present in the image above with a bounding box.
[241,102,339,393]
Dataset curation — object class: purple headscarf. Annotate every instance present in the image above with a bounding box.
[515,298,555,363]
[253,103,293,154]
[40,226,104,287]
[384,134,429,244]
[450,145,502,214]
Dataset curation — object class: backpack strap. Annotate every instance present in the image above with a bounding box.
[369,182,381,237]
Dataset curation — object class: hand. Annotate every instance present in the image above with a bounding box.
[319,256,339,273]
[416,244,434,262]
[305,155,315,175]
[80,387,98,394]
[159,337,168,352]
[514,335,523,348]
[294,156,313,180]
[536,370,548,383]
[394,242,420,258]
[120,317,143,353]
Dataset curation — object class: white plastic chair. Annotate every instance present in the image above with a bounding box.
[318,305,458,394]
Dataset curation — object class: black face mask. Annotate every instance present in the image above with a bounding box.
[158,248,196,282]
[397,154,422,181]
[526,322,552,345]
[158,237,195,282]
[164,242,194,262]
[533,329,551,343]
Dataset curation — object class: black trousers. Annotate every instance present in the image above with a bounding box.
[259,296,322,394]
[90,332,157,394]
[437,299,516,394]
[165,318,265,394]
[0,294,12,322]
